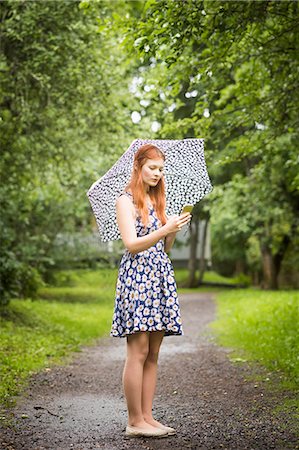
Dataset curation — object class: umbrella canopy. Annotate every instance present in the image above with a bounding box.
[87,138,213,242]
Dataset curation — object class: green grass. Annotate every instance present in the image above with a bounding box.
[0,269,115,410]
[38,268,118,302]
[210,289,299,390]
[174,268,244,285]
[174,268,246,293]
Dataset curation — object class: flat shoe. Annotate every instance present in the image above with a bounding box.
[161,425,176,435]
[125,425,169,438]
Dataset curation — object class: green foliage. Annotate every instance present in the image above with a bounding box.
[0,255,44,306]
[113,0,299,288]
[47,232,123,271]
[0,1,137,303]
[209,180,250,273]
[0,269,115,408]
[211,290,299,388]
[1,0,298,301]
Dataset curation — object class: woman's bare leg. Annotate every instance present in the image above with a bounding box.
[142,330,166,427]
[123,331,158,429]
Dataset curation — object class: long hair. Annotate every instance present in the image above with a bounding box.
[125,144,167,227]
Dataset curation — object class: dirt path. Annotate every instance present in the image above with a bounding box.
[1,293,298,450]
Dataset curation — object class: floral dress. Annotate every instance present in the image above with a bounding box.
[110,191,183,338]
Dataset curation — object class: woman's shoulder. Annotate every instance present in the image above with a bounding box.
[117,190,133,204]
[119,190,133,198]
[117,190,138,219]
[116,190,135,209]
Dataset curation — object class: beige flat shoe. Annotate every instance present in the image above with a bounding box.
[160,425,176,435]
[125,425,169,438]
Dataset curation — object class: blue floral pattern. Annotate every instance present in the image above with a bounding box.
[110,191,183,338]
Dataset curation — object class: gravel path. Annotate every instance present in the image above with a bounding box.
[1,293,298,450]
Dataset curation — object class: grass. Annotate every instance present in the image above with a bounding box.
[210,289,299,390]
[38,268,118,302]
[175,268,246,293]
[0,269,115,410]
[174,268,245,285]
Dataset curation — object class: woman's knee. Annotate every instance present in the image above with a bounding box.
[146,348,160,364]
[146,330,164,363]
[126,332,149,362]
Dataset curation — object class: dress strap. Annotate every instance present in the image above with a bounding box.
[119,191,137,207]
[119,191,133,200]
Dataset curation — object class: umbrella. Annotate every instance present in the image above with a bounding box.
[87,138,213,242]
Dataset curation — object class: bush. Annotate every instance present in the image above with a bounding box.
[0,254,44,306]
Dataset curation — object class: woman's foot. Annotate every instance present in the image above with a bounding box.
[128,419,158,430]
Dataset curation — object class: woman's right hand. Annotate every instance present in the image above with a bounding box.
[163,213,191,234]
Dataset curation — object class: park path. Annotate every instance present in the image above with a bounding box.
[1,293,298,450]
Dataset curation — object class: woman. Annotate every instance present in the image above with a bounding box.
[110,143,191,438]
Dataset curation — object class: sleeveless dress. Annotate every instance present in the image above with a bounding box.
[110,191,183,338]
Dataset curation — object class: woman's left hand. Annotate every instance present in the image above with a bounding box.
[165,212,191,234]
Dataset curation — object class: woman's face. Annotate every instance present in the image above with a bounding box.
[141,158,165,190]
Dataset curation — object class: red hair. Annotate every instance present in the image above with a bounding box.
[125,144,167,227]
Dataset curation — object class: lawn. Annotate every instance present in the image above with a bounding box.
[0,269,115,409]
[210,289,299,390]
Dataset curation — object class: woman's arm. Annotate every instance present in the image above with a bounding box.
[164,212,178,253]
[164,230,177,253]
[116,196,169,255]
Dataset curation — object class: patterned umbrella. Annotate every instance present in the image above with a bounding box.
[87,138,213,242]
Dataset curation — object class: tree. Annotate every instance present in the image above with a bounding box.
[0,0,137,303]
[111,0,299,288]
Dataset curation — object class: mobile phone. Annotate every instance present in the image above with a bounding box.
[181,204,194,214]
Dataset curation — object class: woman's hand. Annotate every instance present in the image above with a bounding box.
[164,212,191,234]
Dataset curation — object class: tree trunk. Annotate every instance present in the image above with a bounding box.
[260,243,277,289]
[251,270,261,287]
[235,259,245,275]
[187,215,199,287]
[260,235,290,290]
[198,218,209,285]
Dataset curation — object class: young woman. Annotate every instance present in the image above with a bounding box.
[110,143,191,438]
